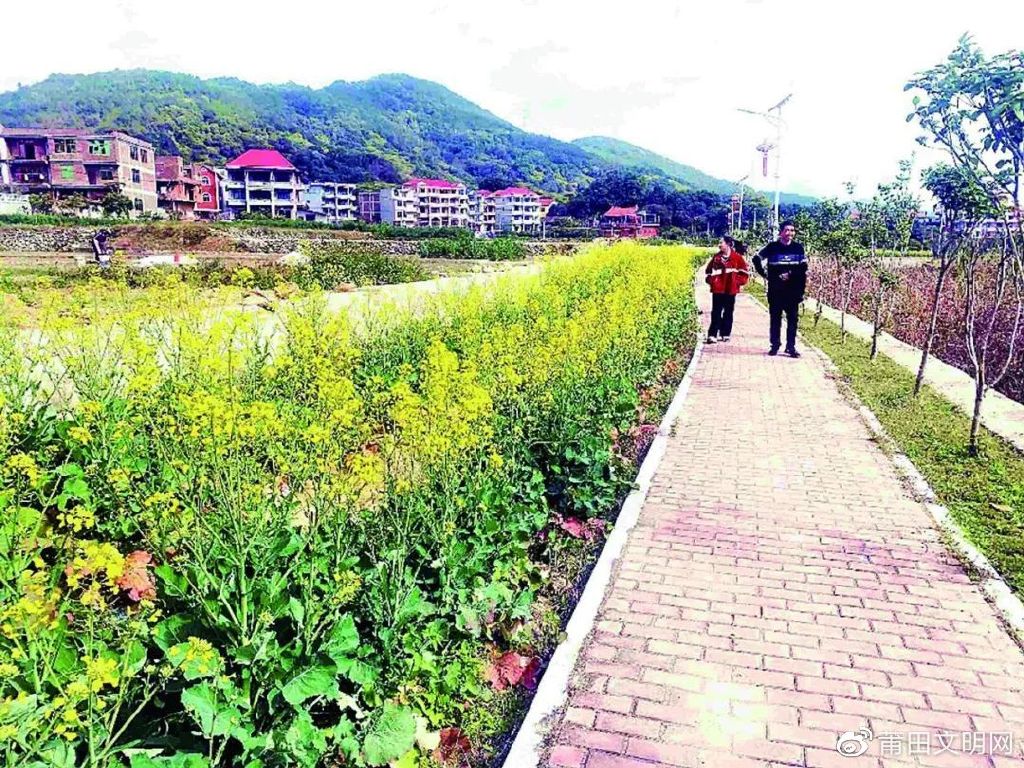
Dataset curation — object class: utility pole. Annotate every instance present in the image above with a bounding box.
[739,93,792,233]
[735,174,749,232]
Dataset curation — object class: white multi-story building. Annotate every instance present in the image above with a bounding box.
[493,186,542,234]
[379,185,419,227]
[223,149,305,219]
[401,177,468,228]
[469,189,497,235]
[304,181,358,223]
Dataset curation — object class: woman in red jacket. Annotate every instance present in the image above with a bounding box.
[705,237,750,343]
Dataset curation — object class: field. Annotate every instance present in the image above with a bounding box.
[0,243,699,768]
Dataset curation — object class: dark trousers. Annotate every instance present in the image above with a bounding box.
[769,297,800,350]
[708,293,736,338]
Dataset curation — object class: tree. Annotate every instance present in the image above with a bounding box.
[865,160,919,360]
[28,193,54,214]
[805,192,860,338]
[907,36,1024,453]
[101,185,134,218]
[913,164,992,394]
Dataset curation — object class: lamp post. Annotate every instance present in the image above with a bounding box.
[739,93,792,232]
[735,174,749,232]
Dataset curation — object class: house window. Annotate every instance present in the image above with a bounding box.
[202,193,212,203]
[60,165,74,181]
[99,168,115,181]
[88,140,110,156]
[131,169,141,184]
[201,175,211,185]
[140,149,148,163]
[133,198,144,211]
[54,138,77,154]
[130,145,139,161]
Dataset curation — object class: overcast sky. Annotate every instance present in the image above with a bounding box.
[1,0,1021,199]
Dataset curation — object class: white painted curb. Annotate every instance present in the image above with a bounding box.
[809,346,1024,648]
[501,327,706,768]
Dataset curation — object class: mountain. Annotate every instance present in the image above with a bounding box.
[573,136,737,195]
[0,69,815,204]
[573,136,817,207]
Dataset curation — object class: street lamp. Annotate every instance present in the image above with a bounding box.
[733,174,749,232]
[739,93,792,233]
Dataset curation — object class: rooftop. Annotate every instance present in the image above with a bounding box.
[404,177,463,190]
[492,186,539,198]
[0,127,153,147]
[226,149,296,170]
[604,205,640,218]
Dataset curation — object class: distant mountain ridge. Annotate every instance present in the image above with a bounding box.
[0,69,814,203]
[573,135,817,207]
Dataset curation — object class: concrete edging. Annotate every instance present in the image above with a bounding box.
[808,344,1024,649]
[501,328,706,768]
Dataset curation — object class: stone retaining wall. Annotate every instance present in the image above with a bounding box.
[0,224,581,258]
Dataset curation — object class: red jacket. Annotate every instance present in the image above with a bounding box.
[705,251,750,295]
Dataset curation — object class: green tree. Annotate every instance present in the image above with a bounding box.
[101,185,134,218]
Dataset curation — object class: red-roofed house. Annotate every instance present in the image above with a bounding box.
[223,148,305,219]
[492,187,542,234]
[539,197,555,218]
[600,205,660,239]
[385,177,468,227]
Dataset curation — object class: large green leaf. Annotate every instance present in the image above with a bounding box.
[181,683,243,738]
[281,665,340,706]
[324,614,359,664]
[362,702,416,767]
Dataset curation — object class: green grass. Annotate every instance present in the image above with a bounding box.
[790,298,1024,596]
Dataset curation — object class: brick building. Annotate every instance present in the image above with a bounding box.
[194,164,220,219]
[0,128,157,214]
[223,149,305,219]
[155,155,199,219]
[358,190,381,223]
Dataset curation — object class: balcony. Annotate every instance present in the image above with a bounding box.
[9,155,49,164]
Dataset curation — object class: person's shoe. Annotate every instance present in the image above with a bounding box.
[706,336,717,344]
[721,336,730,342]
[768,346,780,356]
[786,347,801,358]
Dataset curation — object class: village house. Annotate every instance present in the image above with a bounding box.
[0,127,157,214]
[223,149,305,219]
[155,155,200,219]
[304,181,359,223]
[493,186,543,234]
[599,205,660,239]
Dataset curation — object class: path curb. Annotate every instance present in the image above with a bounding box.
[808,344,1024,649]
[501,327,706,768]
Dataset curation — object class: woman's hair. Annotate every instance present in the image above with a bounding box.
[734,241,747,255]
[721,235,735,248]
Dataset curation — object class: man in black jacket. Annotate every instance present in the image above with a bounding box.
[753,220,808,357]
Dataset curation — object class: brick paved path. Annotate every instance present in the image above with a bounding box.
[544,292,1024,768]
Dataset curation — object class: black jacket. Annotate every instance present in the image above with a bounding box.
[754,241,808,303]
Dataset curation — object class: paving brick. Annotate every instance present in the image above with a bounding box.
[538,291,1024,768]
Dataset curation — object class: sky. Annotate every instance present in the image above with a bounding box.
[1,0,1022,199]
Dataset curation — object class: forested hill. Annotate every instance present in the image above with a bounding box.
[0,70,600,191]
[0,69,813,203]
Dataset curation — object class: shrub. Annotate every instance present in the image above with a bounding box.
[295,244,430,288]
[418,237,527,261]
